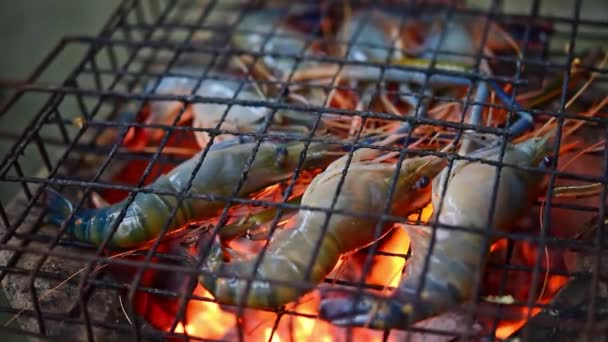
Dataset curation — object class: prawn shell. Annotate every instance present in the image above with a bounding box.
[380,138,551,326]
[46,141,341,249]
[231,8,320,77]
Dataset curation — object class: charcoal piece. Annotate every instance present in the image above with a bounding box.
[508,277,608,342]
[399,310,486,342]
[0,179,144,341]
[509,215,608,341]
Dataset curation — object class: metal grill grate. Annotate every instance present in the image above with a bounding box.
[0,0,607,341]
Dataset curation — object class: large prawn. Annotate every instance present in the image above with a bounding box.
[319,131,555,329]
[294,7,505,83]
[231,7,324,81]
[44,139,341,249]
[193,145,447,309]
[120,68,325,149]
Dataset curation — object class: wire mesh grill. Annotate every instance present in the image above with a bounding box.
[0,0,607,341]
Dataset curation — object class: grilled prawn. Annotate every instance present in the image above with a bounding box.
[126,70,324,149]
[231,7,325,80]
[195,147,446,309]
[44,139,340,249]
[319,132,555,329]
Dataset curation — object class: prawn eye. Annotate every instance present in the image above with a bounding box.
[415,176,430,189]
[543,155,554,168]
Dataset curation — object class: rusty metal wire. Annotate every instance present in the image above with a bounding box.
[0,0,607,341]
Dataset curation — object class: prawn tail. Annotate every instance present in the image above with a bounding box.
[43,188,76,230]
[43,188,97,242]
[42,188,107,244]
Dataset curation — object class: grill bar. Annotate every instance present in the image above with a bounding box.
[1,0,607,341]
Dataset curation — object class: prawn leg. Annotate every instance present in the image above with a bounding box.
[551,182,604,199]
[219,195,303,242]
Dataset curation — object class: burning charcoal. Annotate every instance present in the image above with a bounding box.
[507,277,608,341]
[484,239,567,304]
[399,310,486,342]
[508,214,608,341]
[563,215,608,278]
[0,186,144,340]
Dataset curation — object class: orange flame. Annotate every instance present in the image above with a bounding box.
[494,274,568,338]
[490,238,509,253]
[488,240,569,339]
[363,203,439,290]
[175,286,235,339]
[171,283,392,340]
[408,202,434,223]
[366,227,410,288]
[365,203,434,289]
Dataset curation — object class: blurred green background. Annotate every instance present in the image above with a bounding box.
[0,0,605,340]
[0,3,120,340]
[0,1,120,89]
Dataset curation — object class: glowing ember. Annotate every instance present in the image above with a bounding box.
[494,274,568,339]
[495,319,527,339]
[490,238,509,253]
[488,239,570,339]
